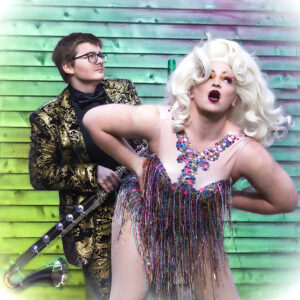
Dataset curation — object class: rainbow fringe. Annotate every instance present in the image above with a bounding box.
[115,154,232,299]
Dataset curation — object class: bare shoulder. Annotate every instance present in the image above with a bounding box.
[232,139,275,179]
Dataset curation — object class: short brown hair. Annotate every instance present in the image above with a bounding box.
[52,32,102,83]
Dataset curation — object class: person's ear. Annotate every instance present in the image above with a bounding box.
[189,89,194,100]
[232,95,239,107]
[62,62,74,75]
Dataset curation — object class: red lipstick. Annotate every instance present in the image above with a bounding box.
[208,90,220,102]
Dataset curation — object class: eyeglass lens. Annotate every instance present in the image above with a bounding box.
[88,53,106,63]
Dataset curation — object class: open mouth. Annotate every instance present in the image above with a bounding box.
[208,90,220,102]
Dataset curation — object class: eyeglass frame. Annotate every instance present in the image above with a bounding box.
[72,52,107,63]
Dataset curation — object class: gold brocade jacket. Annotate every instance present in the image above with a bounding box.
[29,79,141,267]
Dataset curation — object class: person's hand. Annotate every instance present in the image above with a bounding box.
[97,165,122,193]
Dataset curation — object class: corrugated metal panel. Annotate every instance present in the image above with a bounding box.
[0,0,299,299]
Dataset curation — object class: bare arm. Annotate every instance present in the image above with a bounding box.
[83,104,160,180]
[231,141,298,214]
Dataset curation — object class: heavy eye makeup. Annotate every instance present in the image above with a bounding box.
[220,75,234,84]
[208,71,234,84]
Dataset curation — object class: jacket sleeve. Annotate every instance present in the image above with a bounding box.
[29,111,99,192]
[128,80,141,105]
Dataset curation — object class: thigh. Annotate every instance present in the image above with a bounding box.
[110,215,148,300]
[193,259,240,300]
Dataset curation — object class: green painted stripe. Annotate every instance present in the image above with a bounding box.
[279,101,300,116]
[1,159,299,175]
[0,174,33,189]
[0,190,58,205]
[2,52,300,71]
[0,205,299,222]
[0,82,166,97]
[0,237,64,254]
[1,82,299,100]
[0,112,31,128]
[0,175,299,192]
[0,36,299,57]
[7,127,300,145]
[1,67,300,88]
[0,285,85,300]
[0,190,298,208]
[1,236,299,254]
[0,66,169,84]
[269,147,300,161]
[0,158,29,173]
[280,162,300,176]
[10,0,300,12]
[0,96,158,111]
[1,268,84,286]
[0,143,30,158]
[0,222,59,237]
[232,269,300,284]
[228,253,300,268]
[2,143,298,162]
[0,128,31,142]
[273,131,300,146]
[275,88,300,100]
[4,6,300,27]
[0,254,80,270]
[1,21,300,42]
[225,237,300,253]
[1,253,299,270]
[236,284,295,300]
[231,208,300,222]
[1,113,299,129]
[0,206,58,222]
[0,98,298,113]
[225,222,300,238]
[234,176,300,193]
[2,222,300,238]
[1,266,299,286]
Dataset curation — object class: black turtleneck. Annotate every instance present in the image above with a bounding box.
[69,83,120,169]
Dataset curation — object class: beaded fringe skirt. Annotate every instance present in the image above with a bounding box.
[115,155,232,299]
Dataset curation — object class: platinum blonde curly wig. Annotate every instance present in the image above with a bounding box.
[166,38,293,146]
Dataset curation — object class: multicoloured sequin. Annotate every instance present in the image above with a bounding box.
[176,132,241,186]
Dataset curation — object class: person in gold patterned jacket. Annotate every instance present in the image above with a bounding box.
[29,32,143,300]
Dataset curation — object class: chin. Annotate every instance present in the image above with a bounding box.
[93,75,104,82]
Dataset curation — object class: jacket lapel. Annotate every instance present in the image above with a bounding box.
[59,88,90,162]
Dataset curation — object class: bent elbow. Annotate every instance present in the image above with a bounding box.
[284,198,298,213]
[287,188,299,212]
[82,110,94,133]
[277,193,298,214]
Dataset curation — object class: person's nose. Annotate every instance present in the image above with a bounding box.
[95,57,103,65]
[211,76,221,88]
[95,55,105,65]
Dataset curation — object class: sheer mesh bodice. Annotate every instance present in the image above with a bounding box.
[157,105,250,190]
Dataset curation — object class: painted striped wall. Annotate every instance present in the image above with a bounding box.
[0,0,299,299]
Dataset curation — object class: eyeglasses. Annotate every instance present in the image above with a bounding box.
[72,52,107,63]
